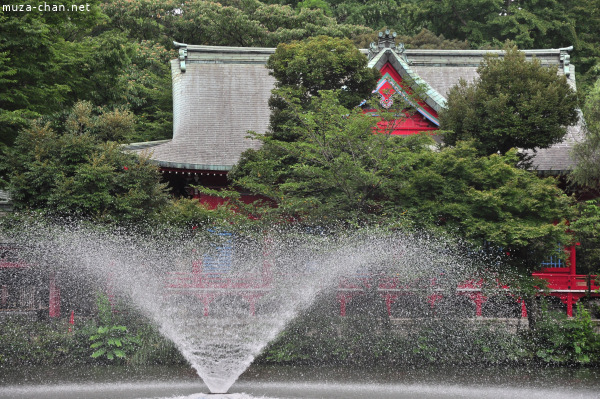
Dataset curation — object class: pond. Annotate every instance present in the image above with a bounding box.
[1,364,598,399]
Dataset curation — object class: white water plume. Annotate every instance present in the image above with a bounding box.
[6,223,480,394]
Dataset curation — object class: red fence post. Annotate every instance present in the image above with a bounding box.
[68,310,74,332]
[383,293,398,317]
[49,272,60,318]
[520,299,527,318]
[337,293,348,317]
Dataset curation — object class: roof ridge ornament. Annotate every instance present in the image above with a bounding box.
[368,30,408,63]
[559,45,573,78]
[174,41,188,72]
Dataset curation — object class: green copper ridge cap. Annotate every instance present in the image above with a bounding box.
[157,161,232,171]
[174,41,188,72]
[369,48,447,113]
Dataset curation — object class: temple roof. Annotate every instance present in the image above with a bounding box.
[128,38,581,174]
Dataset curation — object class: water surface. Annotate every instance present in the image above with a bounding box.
[1,364,598,399]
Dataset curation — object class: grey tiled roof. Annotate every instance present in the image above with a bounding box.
[526,113,584,174]
[134,57,275,171]
[135,44,582,173]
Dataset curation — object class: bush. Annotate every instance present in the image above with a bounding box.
[0,317,97,366]
[527,303,600,365]
[0,311,186,367]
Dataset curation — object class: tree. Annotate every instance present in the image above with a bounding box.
[571,76,600,188]
[231,36,382,220]
[101,0,372,49]
[2,103,169,223]
[440,45,578,156]
[267,35,379,107]
[564,0,600,94]
[232,90,573,263]
[411,0,503,45]
[232,91,426,224]
[264,35,380,142]
[569,77,600,274]
[413,0,575,49]
[0,0,103,147]
[399,142,573,274]
[570,199,600,274]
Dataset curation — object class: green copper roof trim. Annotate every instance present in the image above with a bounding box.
[157,161,233,171]
[122,139,171,151]
[174,41,188,72]
[368,49,447,113]
[376,73,440,126]
[122,140,233,171]
[559,46,573,77]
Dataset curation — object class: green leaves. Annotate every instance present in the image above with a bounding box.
[3,103,169,223]
[0,0,105,146]
[267,36,380,109]
[89,324,141,362]
[440,45,579,156]
[531,303,600,364]
[571,76,600,189]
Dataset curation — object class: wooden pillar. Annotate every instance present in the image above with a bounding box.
[49,272,60,318]
[192,259,202,285]
[566,292,574,317]
[473,292,486,317]
[383,293,398,317]
[520,298,527,318]
[337,293,348,317]
[201,294,214,317]
[427,293,443,308]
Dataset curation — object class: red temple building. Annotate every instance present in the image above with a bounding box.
[2,33,596,319]
[126,32,592,318]
[128,31,582,194]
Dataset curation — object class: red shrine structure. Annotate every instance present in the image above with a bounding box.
[2,32,597,319]
[128,31,594,319]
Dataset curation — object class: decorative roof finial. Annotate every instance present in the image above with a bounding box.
[559,46,573,78]
[368,30,407,62]
[174,41,188,72]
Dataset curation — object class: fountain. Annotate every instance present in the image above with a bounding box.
[3,222,600,398]
[5,222,482,395]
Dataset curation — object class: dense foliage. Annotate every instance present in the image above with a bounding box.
[264,35,379,142]
[0,1,173,149]
[232,38,574,275]
[440,45,579,156]
[571,77,600,188]
[1,102,169,223]
[1,300,598,368]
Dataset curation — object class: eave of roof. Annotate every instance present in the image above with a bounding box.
[125,140,236,171]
